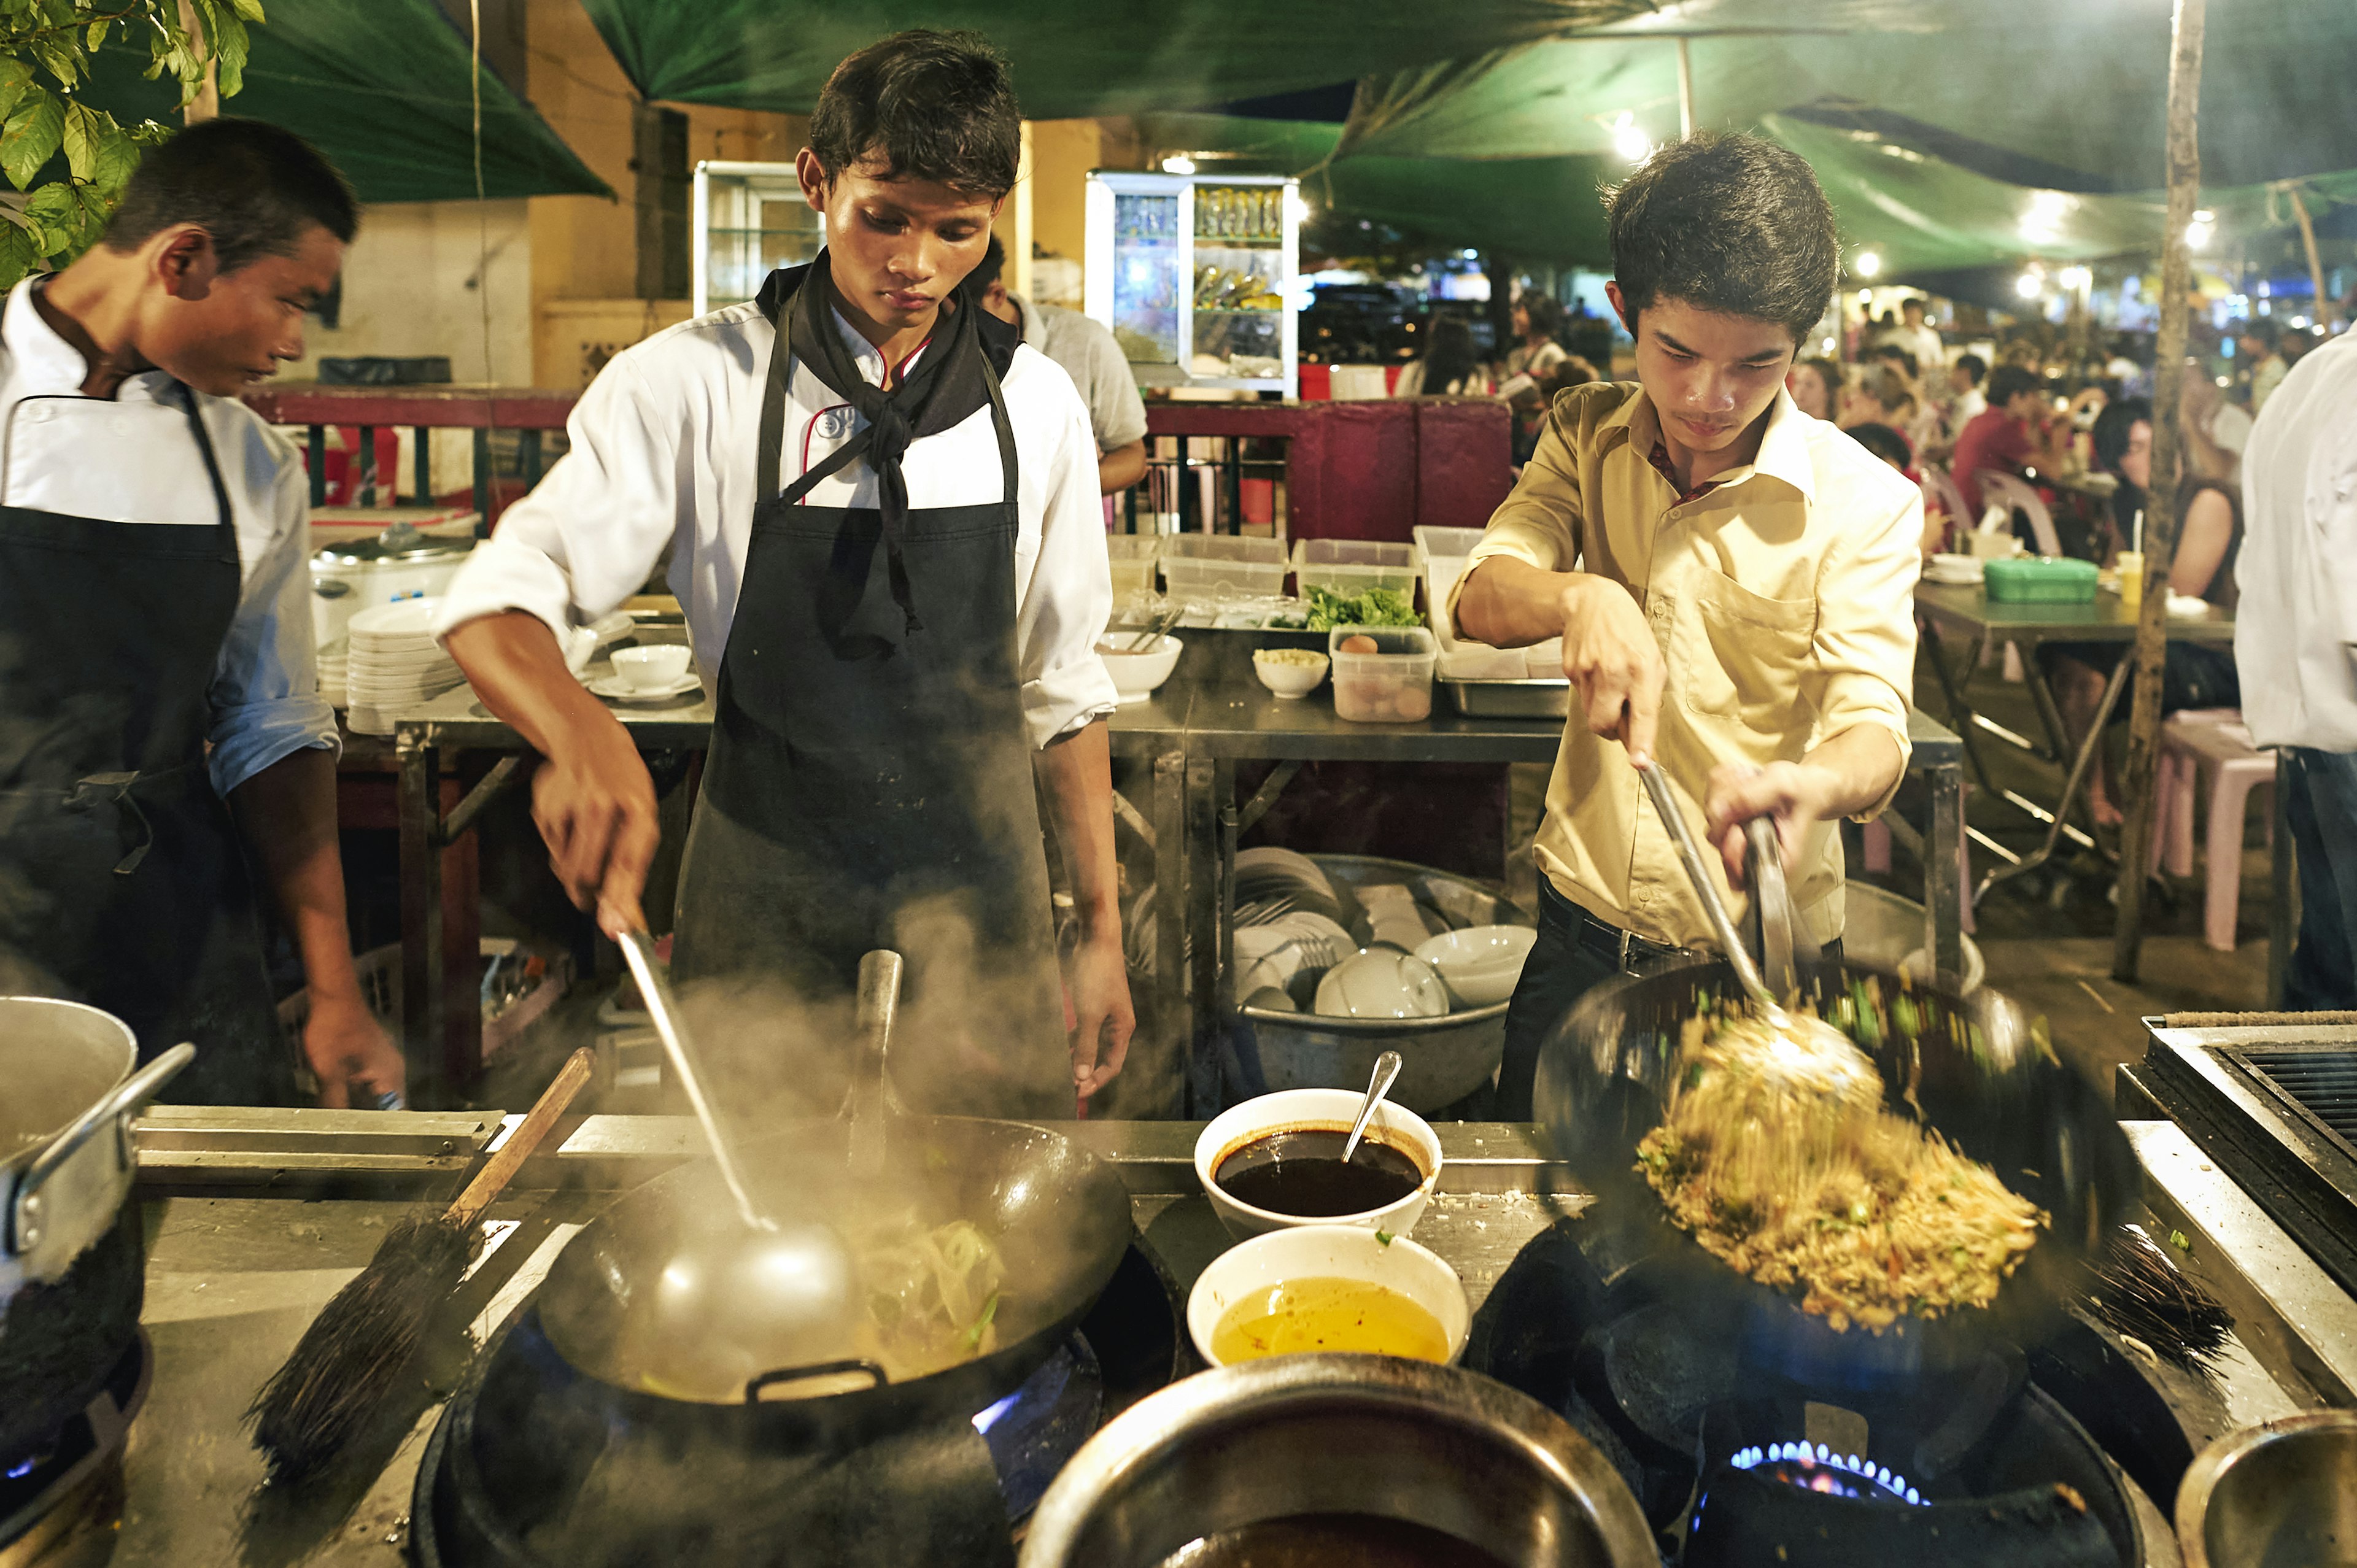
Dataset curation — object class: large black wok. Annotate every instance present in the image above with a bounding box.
[1532,956,2140,1382]
[524,1113,1134,1450]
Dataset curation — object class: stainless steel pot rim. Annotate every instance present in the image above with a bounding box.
[1020,1354,1657,1567]
[1237,996,1510,1030]
[2,997,138,1156]
[2173,1408,2357,1568]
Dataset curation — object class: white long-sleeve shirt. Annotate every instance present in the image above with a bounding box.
[435,299,1120,748]
[2236,329,2357,752]
[0,279,336,797]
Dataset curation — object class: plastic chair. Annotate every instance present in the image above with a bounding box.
[1921,465,1972,552]
[1976,469,2062,558]
[2147,709,2274,952]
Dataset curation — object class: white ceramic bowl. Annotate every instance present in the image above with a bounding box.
[1412,925,1539,1008]
[1252,649,1329,700]
[1194,1087,1442,1240]
[610,643,692,690]
[1314,949,1449,1020]
[1097,634,1183,704]
[1186,1223,1469,1369]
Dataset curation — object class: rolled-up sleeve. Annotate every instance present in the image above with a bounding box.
[1019,387,1121,747]
[1811,482,1921,817]
[433,355,680,647]
[1447,401,1586,635]
[208,460,338,797]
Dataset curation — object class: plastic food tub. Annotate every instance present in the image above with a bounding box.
[1106,533,1161,598]
[1329,625,1436,723]
[1412,525,1488,624]
[1983,557,2097,603]
[1293,539,1418,601]
[1161,535,1288,600]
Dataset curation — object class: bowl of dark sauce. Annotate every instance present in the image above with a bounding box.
[1194,1088,1441,1240]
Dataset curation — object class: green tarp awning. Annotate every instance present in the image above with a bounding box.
[80,0,610,205]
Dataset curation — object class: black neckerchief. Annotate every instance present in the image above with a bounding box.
[755,255,1021,635]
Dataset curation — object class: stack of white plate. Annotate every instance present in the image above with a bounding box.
[344,598,463,735]
[317,639,349,709]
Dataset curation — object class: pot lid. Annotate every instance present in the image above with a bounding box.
[316,520,474,565]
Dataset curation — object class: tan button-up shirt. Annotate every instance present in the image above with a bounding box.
[1452,381,1922,948]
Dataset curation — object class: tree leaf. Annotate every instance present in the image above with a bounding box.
[1,85,62,190]
[30,34,75,92]
[84,112,139,196]
[0,214,43,292]
[0,58,31,123]
[211,12,248,99]
[230,0,263,20]
[60,98,95,181]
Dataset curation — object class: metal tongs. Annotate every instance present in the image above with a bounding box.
[1635,760,1879,1108]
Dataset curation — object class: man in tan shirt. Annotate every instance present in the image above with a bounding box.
[1454,133,1922,1118]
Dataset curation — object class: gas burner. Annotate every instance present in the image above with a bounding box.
[0,1332,148,1567]
[1727,1440,1923,1505]
[413,1244,1183,1568]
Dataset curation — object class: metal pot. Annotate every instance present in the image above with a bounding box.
[1018,1354,1657,1567]
[2175,1410,2357,1568]
[1533,957,2141,1382]
[1,999,192,1453]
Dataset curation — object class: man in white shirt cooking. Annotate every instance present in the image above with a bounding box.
[0,120,401,1106]
[438,30,1132,1114]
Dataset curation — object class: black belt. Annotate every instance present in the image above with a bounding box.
[1555,887,1841,976]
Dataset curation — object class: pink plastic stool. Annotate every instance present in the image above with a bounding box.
[2149,709,2273,952]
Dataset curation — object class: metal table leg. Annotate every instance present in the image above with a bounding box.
[1148,751,1190,1118]
[1975,650,2130,905]
[1926,759,1965,988]
[395,727,445,1106]
[1920,620,2000,795]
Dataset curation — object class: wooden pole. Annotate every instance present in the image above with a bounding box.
[2113,0,2207,981]
[2288,185,2328,326]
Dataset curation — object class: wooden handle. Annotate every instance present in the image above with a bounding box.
[445,1046,596,1226]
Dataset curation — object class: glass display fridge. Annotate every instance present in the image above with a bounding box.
[692,161,826,315]
[1083,171,1299,396]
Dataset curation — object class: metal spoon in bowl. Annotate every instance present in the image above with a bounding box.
[1633,761,1878,1109]
[1341,1049,1404,1164]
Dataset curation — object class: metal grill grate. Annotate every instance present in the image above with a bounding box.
[2246,1050,2357,1154]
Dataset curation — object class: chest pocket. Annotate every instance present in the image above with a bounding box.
[1671,570,1816,730]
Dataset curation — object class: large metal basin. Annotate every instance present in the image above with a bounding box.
[1018,1354,1656,1568]
[1236,855,1530,1113]
[2177,1411,2357,1568]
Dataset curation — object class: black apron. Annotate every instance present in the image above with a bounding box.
[0,385,292,1106]
[669,268,1070,1119]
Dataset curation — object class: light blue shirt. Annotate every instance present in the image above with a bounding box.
[0,279,337,795]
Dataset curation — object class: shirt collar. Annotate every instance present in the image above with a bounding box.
[4,277,183,406]
[826,304,936,386]
[1612,384,1817,506]
[1007,291,1050,351]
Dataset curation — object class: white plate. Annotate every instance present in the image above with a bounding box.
[347,598,446,638]
[587,671,702,701]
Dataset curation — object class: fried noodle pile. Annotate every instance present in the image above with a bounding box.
[1636,1010,2045,1332]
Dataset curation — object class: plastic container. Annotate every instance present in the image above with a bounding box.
[1293,538,1418,601]
[1329,625,1437,723]
[1160,535,1288,600]
[1983,556,2098,604]
[1412,525,1488,628]
[1105,533,1160,598]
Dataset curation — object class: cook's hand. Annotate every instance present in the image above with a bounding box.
[530,735,660,938]
[304,993,404,1108]
[1703,761,1828,889]
[1066,933,1134,1104]
[1558,576,1665,764]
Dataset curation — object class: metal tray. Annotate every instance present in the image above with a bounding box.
[1442,678,1570,717]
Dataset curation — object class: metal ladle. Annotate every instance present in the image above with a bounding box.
[1341,1049,1404,1164]
[1633,760,1879,1108]
[618,929,862,1383]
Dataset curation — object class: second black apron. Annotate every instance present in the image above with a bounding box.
[670,274,1069,1119]
[0,385,292,1106]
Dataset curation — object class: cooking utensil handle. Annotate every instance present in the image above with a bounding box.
[1744,817,1799,998]
[446,1046,596,1227]
[617,928,771,1232]
[17,1041,195,1210]
[1636,760,1771,1004]
[845,949,904,1175]
[745,1359,888,1404]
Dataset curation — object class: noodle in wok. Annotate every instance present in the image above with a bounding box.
[857,1218,1007,1377]
[1636,1008,2044,1333]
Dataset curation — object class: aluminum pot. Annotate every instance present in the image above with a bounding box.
[1,998,192,1454]
[2175,1410,2357,1568]
[1018,1354,1657,1568]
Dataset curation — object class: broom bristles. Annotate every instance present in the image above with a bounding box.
[246,1216,474,1482]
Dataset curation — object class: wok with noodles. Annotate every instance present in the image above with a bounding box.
[527,1115,1132,1444]
[1534,956,2138,1354]
[1635,1007,2044,1333]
